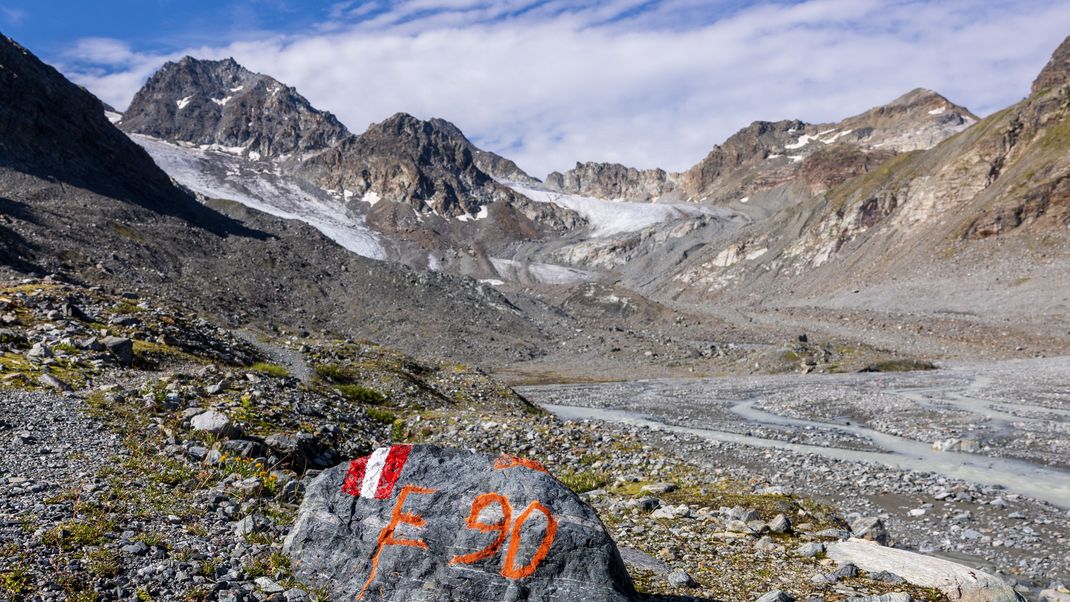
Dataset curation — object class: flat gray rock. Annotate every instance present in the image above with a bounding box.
[285,444,637,601]
[826,538,1023,602]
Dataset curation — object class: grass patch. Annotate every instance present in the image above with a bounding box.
[859,359,936,373]
[336,383,386,405]
[314,363,358,383]
[365,407,397,425]
[0,566,31,599]
[42,518,114,551]
[85,548,120,578]
[250,362,289,378]
[557,469,610,494]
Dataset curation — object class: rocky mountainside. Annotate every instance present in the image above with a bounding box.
[120,57,350,159]
[545,89,975,204]
[0,34,568,364]
[661,40,1070,331]
[427,117,541,185]
[300,112,531,217]
[118,58,585,279]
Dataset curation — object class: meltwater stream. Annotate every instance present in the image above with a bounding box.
[542,401,1070,508]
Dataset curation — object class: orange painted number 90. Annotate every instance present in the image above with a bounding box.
[450,492,558,579]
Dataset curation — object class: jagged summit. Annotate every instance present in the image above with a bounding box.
[1032,35,1070,95]
[120,56,349,159]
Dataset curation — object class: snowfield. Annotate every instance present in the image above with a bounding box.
[505,183,716,237]
[132,135,386,259]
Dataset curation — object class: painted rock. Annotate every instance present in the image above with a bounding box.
[284,444,637,601]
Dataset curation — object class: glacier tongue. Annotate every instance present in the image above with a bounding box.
[132,135,386,260]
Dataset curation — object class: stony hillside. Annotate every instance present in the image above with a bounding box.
[0,278,968,601]
[120,57,350,159]
[0,36,215,230]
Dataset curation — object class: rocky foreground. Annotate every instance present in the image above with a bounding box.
[0,277,1065,601]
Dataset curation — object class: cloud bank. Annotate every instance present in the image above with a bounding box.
[59,0,1070,177]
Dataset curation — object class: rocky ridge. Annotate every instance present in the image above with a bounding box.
[1032,36,1070,96]
[545,162,677,201]
[543,89,976,204]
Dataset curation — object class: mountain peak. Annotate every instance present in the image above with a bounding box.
[1032,36,1070,95]
[121,56,349,159]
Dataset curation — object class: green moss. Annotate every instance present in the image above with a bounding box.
[110,222,145,242]
[112,300,141,314]
[132,340,206,367]
[313,363,358,383]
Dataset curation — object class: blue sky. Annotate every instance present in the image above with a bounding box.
[4,1,1070,176]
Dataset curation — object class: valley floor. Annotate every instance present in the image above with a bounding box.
[520,356,1070,589]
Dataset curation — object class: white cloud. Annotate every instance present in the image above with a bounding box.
[0,7,26,25]
[59,0,1070,177]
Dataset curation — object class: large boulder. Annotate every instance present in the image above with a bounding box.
[284,444,637,601]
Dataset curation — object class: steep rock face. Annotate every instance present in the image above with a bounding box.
[836,88,977,152]
[302,113,533,217]
[679,119,807,203]
[1032,36,1070,95]
[120,57,349,159]
[545,162,677,201]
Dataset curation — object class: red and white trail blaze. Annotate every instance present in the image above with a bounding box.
[342,444,413,500]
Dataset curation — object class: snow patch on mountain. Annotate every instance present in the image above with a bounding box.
[490,257,598,284]
[505,183,716,237]
[132,135,386,259]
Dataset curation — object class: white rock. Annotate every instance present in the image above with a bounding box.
[190,410,234,437]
